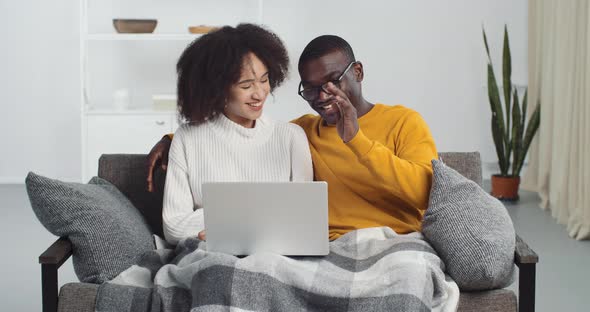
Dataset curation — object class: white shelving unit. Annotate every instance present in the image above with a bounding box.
[87,34,201,41]
[79,0,264,181]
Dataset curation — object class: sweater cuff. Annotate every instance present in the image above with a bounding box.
[345,129,374,158]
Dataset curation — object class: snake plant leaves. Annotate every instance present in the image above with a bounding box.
[511,89,522,176]
[483,26,541,177]
[503,25,512,143]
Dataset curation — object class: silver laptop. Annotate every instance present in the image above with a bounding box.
[202,182,329,256]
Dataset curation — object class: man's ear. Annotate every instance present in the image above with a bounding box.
[354,62,364,82]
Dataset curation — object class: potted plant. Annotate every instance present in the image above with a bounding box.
[483,26,541,200]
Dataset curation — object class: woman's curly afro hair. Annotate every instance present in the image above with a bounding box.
[176,23,289,124]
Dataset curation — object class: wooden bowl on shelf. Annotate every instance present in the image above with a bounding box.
[113,19,158,34]
[188,25,219,34]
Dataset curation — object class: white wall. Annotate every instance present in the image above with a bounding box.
[0,0,81,183]
[0,0,528,182]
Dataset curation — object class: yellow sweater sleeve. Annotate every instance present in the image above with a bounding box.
[345,112,437,210]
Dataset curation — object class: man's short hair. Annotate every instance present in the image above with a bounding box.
[298,35,356,72]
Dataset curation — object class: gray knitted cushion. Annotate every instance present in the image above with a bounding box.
[26,172,154,284]
[422,159,515,291]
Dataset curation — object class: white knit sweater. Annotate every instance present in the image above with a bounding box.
[162,113,313,244]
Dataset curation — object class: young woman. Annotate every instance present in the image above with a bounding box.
[162,24,313,245]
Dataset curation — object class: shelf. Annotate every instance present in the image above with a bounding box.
[80,0,264,181]
[87,34,201,41]
[84,108,176,116]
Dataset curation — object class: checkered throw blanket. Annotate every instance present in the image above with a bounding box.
[96,227,459,312]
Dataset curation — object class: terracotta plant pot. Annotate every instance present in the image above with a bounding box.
[491,175,520,201]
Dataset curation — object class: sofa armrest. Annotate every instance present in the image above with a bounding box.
[515,235,538,264]
[39,237,73,312]
[514,234,538,312]
[39,237,72,266]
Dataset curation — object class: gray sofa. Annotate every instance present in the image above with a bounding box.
[38,152,538,312]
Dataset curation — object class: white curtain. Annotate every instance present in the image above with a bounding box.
[523,0,590,240]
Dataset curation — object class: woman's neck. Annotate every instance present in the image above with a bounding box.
[223,112,256,128]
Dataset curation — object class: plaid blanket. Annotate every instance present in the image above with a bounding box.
[96,227,459,312]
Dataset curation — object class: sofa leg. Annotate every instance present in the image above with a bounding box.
[42,263,58,312]
[518,263,536,312]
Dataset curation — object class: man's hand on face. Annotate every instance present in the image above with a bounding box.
[324,82,359,143]
[146,136,172,192]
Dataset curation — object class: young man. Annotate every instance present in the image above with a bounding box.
[147,35,437,240]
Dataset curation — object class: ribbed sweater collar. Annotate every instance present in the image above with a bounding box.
[209,113,274,144]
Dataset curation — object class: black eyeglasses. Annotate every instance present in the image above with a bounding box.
[298,61,357,101]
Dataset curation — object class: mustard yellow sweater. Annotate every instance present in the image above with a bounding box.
[291,104,438,240]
